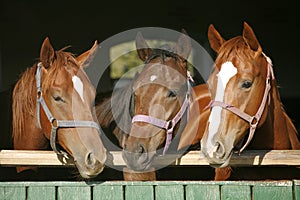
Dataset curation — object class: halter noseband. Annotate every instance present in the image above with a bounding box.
[36,62,101,155]
[132,92,190,155]
[209,53,274,153]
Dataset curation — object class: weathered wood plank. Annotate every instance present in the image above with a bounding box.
[0,150,74,166]
[27,186,55,200]
[155,185,184,200]
[0,186,26,200]
[125,185,154,200]
[185,184,220,200]
[253,185,293,200]
[93,185,124,200]
[294,180,300,200]
[1,150,300,167]
[221,185,251,200]
[57,186,91,200]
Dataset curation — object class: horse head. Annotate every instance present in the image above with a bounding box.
[13,38,106,179]
[201,22,273,167]
[122,31,192,171]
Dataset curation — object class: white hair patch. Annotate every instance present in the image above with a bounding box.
[72,75,84,102]
[150,75,157,82]
[206,61,237,147]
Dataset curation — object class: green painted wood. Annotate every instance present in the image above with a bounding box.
[294,180,300,200]
[221,185,251,200]
[27,186,56,200]
[155,185,184,200]
[57,186,91,200]
[125,185,154,200]
[185,184,220,200]
[253,186,293,200]
[0,186,26,200]
[93,185,123,200]
[0,180,299,200]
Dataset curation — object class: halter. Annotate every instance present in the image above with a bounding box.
[131,50,193,155]
[132,93,190,155]
[36,62,101,155]
[208,53,274,154]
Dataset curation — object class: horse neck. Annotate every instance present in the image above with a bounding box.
[251,79,300,149]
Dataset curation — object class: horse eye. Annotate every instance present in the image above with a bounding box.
[167,90,177,98]
[53,95,64,102]
[241,81,252,89]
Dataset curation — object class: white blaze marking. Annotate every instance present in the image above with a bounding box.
[207,62,237,148]
[150,75,157,82]
[72,75,84,102]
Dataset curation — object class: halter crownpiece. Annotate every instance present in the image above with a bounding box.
[208,53,274,154]
[36,62,101,156]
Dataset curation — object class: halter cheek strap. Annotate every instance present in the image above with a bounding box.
[209,54,274,153]
[36,63,101,155]
[132,94,190,155]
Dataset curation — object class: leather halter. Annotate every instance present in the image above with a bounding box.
[130,48,193,155]
[36,62,101,155]
[208,54,274,153]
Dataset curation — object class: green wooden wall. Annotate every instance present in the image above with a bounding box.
[0,180,299,200]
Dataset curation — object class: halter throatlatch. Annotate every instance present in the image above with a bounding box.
[208,53,274,153]
[36,62,101,155]
[131,73,193,155]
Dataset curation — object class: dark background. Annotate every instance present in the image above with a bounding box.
[1,0,299,128]
[0,0,300,181]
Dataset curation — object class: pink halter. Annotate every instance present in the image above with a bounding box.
[131,72,193,155]
[209,53,274,153]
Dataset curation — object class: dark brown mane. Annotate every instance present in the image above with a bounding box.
[12,50,78,139]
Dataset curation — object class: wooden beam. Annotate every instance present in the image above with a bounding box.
[1,150,300,167]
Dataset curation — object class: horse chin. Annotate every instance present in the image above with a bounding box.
[209,150,233,168]
[74,161,105,179]
[122,150,157,172]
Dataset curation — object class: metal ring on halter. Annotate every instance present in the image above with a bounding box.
[249,116,258,129]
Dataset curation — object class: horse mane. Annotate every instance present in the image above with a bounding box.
[12,49,78,139]
[12,65,37,139]
[96,82,134,134]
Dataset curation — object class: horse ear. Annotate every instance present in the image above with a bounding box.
[77,40,98,68]
[176,29,191,60]
[242,22,262,53]
[208,24,225,53]
[136,32,152,62]
[40,37,55,69]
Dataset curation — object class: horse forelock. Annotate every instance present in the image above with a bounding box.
[42,50,79,91]
[215,36,253,68]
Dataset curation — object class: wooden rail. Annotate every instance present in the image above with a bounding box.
[1,150,300,167]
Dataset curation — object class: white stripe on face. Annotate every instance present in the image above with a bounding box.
[72,75,84,102]
[150,75,157,82]
[207,62,237,147]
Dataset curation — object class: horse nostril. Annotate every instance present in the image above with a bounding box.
[213,142,225,159]
[136,144,145,154]
[86,152,97,168]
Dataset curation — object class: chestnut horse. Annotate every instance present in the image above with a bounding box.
[12,38,107,179]
[120,31,212,172]
[200,22,300,179]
